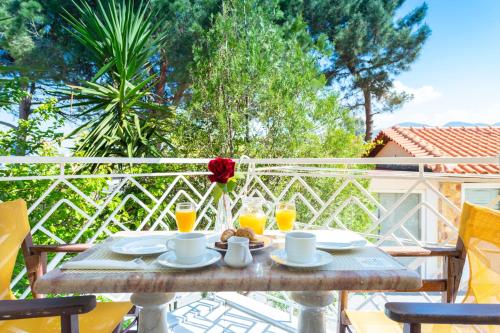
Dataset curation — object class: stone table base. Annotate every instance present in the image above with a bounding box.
[289,291,335,333]
[131,292,175,333]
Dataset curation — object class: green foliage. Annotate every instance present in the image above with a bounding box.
[0,98,63,155]
[149,0,220,91]
[60,0,172,157]
[301,0,431,140]
[0,1,44,64]
[182,0,366,158]
[0,0,95,82]
[212,177,238,202]
[0,66,28,110]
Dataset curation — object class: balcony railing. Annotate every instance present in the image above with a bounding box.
[2,156,499,323]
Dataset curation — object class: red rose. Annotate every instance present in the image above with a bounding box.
[208,157,235,184]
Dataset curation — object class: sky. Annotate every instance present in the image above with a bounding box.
[376,0,500,130]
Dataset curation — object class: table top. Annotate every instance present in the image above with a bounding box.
[34,231,421,294]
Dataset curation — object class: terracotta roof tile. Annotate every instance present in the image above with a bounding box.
[371,126,500,174]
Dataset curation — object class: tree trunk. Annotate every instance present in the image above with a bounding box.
[244,95,250,143]
[362,88,373,142]
[18,87,33,121]
[154,54,168,104]
[226,109,234,156]
[172,83,188,105]
[16,81,35,155]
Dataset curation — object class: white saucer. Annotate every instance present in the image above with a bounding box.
[157,249,221,269]
[316,239,367,251]
[270,249,334,268]
[110,235,171,256]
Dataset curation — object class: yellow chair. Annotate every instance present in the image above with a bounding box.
[342,202,500,333]
[0,199,132,333]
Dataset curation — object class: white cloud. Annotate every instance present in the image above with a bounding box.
[393,81,442,105]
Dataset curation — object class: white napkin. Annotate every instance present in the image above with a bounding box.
[61,258,149,271]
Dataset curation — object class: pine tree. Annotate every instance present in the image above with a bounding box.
[0,0,94,153]
[303,0,431,140]
[148,0,220,106]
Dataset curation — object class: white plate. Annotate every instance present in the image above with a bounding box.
[270,249,334,268]
[207,234,273,253]
[157,249,221,269]
[316,239,367,251]
[110,235,170,256]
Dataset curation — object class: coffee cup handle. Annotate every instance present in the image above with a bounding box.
[166,239,175,251]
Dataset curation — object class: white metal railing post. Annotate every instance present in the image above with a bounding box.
[59,162,65,179]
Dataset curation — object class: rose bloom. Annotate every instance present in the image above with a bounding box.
[208,157,235,184]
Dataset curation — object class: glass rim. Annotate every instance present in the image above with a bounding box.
[176,202,195,210]
[276,201,296,208]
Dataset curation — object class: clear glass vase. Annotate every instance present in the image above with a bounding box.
[215,193,233,233]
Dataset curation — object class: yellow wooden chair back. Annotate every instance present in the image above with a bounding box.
[459,202,500,304]
[0,199,30,301]
[0,199,132,333]
[345,202,500,333]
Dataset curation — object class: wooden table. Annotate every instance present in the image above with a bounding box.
[34,231,421,333]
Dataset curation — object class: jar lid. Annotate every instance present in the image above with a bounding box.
[242,196,265,205]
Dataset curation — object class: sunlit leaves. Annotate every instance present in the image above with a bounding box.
[184,0,367,158]
[0,98,64,155]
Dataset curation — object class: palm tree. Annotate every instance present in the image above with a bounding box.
[61,0,171,157]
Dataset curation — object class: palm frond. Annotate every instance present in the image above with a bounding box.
[59,0,171,158]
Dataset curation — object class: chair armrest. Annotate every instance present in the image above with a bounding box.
[0,296,96,320]
[381,246,461,257]
[385,302,500,325]
[30,243,92,254]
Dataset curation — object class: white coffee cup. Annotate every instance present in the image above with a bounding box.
[285,231,316,264]
[167,232,206,264]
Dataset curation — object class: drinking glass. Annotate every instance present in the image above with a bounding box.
[175,202,196,232]
[275,201,296,232]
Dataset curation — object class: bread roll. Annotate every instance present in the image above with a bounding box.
[236,227,256,241]
[220,229,236,242]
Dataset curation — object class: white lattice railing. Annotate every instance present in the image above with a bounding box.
[1,156,499,317]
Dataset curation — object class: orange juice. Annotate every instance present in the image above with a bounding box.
[239,213,266,234]
[175,210,196,232]
[276,209,296,231]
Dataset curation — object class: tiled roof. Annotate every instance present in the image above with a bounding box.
[370,126,500,174]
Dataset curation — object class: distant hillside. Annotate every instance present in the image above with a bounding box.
[396,122,428,127]
[443,121,491,127]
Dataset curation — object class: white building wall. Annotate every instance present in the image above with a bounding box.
[375,142,413,157]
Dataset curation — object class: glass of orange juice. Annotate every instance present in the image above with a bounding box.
[275,201,296,232]
[239,197,267,235]
[175,202,196,232]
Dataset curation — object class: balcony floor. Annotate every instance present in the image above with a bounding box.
[166,293,299,332]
